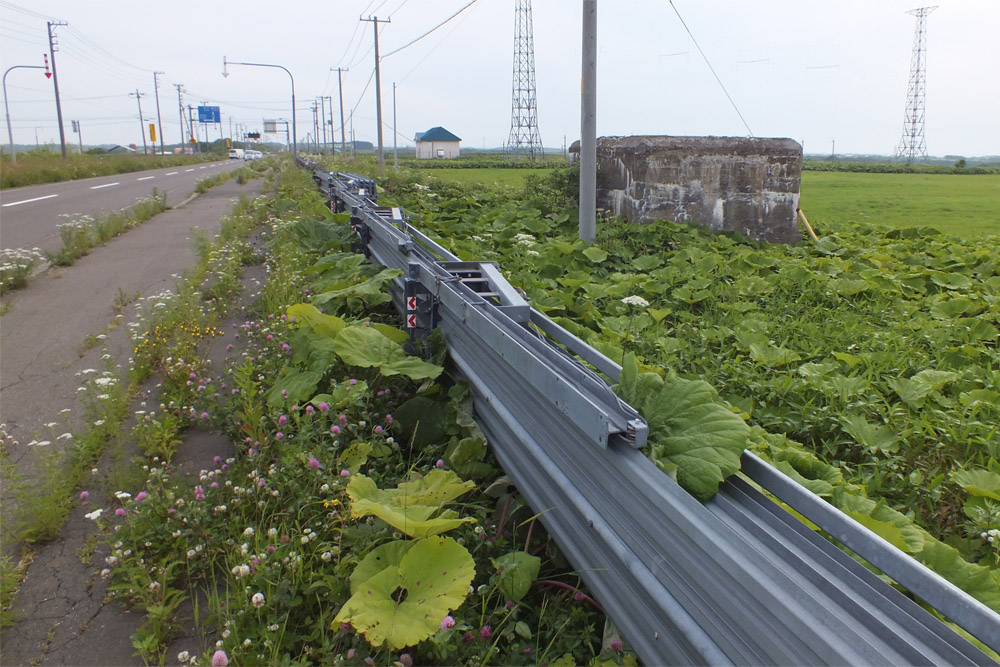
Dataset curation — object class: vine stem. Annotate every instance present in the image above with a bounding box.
[531,580,605,614]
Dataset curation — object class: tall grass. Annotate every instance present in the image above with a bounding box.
[47,189,168,267]
[0,151,215,189]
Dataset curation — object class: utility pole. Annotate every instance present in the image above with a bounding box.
[324,96,334,153]
[580,0,597,243]
[311,101,319,151]
[361,16,390,174]
[174,84,185,145]
[319,96,327,151]
[131,89,147,154]
[331,67,348,156]
[392,82,398,171]
[47,21,69,158]
[152,71,165,154]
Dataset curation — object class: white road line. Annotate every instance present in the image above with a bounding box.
[198,166,206,169]
[1,193,59,208]
[137,176,155,181]
[165,171,178,175]
[90,182,120,190]
[185,168,195,172]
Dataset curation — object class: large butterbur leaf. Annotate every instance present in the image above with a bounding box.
[332,325,444,380]
[334,536,475,649]
[493,551,541,602]
[264,370,323,407]
[286,303,346,338]
[346,471,475,537]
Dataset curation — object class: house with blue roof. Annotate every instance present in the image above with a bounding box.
[414,126,461,159]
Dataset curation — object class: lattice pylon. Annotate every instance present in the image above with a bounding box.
[896,6,937,162]
[506,0,544,160]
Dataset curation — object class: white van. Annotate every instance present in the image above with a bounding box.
[228,148,245,159]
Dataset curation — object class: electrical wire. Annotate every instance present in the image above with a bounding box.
[0,0,57,21]
[666,0,753,137]
[397,2,479,85]
[381,0,479,59]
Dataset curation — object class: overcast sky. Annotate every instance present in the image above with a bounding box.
[2,0,997,156]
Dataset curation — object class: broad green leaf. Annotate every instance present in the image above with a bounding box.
[493,551,541,602]
[749,342,801,368]
[286,303,346,338]
[334,536,475,649]
[773,460,835,497]
[643,375,749,501]
[372,323,411,344]
[333,325,405,368]
[889,377,934,409]
[917,538,1000,611]
[648,307,671,323]
[832,351,863,368]
[310,380,369,411]
[346,471,475,538]
[929,298,972,319]
[912,369,958,388]
[840,414,899,453]
[844,511,912,552]
[264,370,323,407]
[338,442,372,473]
[928,271,972,290]
[631,255,662,271]
[951,469,1000,501]
[381,357,445,380]
[833,491,925,553]
[350,540,415,594]
[582,246,608,263]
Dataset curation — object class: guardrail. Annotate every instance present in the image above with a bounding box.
[301,159,1000,665]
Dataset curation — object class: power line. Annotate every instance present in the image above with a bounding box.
[666,0,753,137]
[382,0,479,58]
[0,0,58,20]
[397,3,479,85]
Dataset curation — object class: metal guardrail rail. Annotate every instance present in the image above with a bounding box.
[301,160,1000,665]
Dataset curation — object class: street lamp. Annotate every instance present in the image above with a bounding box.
[3,64,46,163]
[223,56,297,160]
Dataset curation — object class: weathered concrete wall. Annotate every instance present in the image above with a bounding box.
[574,135,803,244]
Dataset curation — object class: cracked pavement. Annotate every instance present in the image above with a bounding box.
[1,178,264,666]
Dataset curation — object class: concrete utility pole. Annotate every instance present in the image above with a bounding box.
[331,67,348,156]
[361,16,390,174]
[319,96,327,151]
[392,82,398,172]
[324,96,334,153]
[311,101,319,151]
[580,0,597,243]
[130,90,147,154]
[174,84,185,145]
[153,71,165,154]
[47,21,69,158]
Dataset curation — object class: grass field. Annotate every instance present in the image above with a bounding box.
[424,167,539,188]
[801,171,1000,237]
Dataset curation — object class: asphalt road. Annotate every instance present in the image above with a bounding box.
[0,160,239,253]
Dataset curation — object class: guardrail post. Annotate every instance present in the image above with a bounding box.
[405,262,434,343]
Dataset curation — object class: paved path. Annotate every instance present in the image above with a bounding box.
[0,177,264,666]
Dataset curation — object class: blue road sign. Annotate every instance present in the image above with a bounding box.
[198,105,221,123]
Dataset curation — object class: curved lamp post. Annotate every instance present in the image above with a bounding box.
[223,57,297,160]
[4,65,46,163]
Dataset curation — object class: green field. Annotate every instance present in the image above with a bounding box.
[801,171,1000,237]
[424,167,539,188]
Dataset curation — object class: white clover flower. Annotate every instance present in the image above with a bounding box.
[244,527,255,537]
[85,509,104,521]
[621,295,650,308]
[321,551,333,562]
[115,491,132,500]
[177,651,190,663]
[251,592,265,608]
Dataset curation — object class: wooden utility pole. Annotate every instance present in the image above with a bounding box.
[130,90,147,154]
[361,16,390,174]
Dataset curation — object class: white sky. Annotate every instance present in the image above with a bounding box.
[1,0,997,156]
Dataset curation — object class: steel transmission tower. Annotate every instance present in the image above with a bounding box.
[506,0,544,160]
[896,6,937,162]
